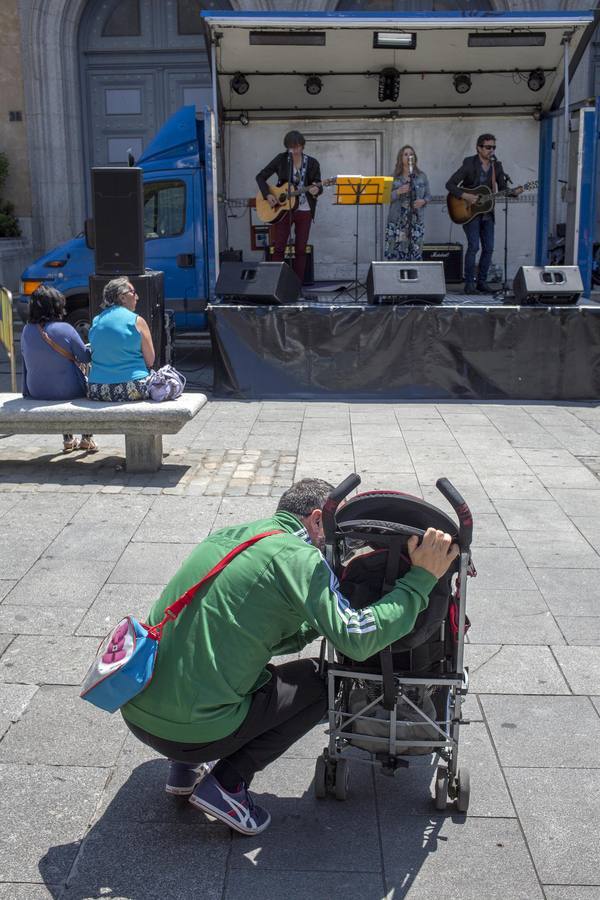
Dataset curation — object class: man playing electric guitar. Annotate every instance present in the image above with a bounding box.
[256,130,323,283]
[446,134,523,294]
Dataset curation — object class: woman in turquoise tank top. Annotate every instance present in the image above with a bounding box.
[88,277,155,401]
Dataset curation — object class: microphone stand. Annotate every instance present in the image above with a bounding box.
[286,152,293,275]
[407,157,415,260]
[502,172,512,296]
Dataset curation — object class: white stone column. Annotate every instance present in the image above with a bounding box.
[18,0,87,254]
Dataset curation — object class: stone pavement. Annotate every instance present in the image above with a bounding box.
[1,399,600,899]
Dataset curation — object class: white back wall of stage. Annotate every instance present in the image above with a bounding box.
[224,116,539,282]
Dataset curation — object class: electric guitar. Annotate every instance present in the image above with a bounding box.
[447,180,538,225]
[253,179,337,224]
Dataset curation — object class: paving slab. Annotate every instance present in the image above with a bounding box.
[555,617,600,646]
[0,763,108,883]
[380,815,543,900]
[60,821,228,900]
[571,516,600,553]
[465,548,538,591]
[229,757,380,873]
[0,886,57,899]
[76,582,163,636]
[224,869,387,900]
[549,489,600,517]
[0,580,16,602]
[0,602,88,635]
[43,522,135,562]
[373,722,514,818]
[0,685,127,766]
[530,568,600,617]
[132,495,221,543]
[505,768,600,885]
[467,589,564,645]
[470,513,514,548]
[3,557,114,607]
[465,645,570,694]
[108,542,197,584]
[544,889,600,899]
[553,646,600,694]
[493,499,574,532]
[0,634,100,685]
[481,695,600,767]
[509,530,600,569]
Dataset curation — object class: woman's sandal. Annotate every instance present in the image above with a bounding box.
[78,438,99,453]
[63,438,78,453]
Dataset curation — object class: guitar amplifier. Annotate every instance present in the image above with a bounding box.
[422,244,463,282]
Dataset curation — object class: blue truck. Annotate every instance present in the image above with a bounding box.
[16,105,218,337]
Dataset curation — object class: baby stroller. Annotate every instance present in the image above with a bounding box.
[314,473,474,812]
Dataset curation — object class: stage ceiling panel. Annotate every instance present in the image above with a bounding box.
[202,12,593,117]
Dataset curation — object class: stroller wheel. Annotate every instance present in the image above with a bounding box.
[455,768,470,813]
[334,758,350,801]
[314,756,328,799]
[434,766,448,811]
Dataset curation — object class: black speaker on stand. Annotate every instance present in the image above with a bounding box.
[91,167,145,276]
[215,262,301,304]
[89,271,167,367]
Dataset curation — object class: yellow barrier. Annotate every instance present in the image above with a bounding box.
[0,286,17,392]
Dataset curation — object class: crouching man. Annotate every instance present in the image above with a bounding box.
[122,478,458,835]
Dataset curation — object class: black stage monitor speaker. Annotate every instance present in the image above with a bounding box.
[215,261,301,304]
[91,167,144,276]
[366,261,446,305]
[512,266,583,306]
[422,243,463,283]
[89,271,167,367]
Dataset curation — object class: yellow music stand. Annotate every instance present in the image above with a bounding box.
[334,175,393,206]
[334,176,393,300]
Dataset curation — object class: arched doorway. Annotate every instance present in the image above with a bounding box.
[78,0,230,174]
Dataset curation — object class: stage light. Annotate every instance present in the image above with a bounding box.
[373,31,416,49]
[378,68,400,103]
[231,73,249,95]
[527,68,546,92]
[453,73,472,94]
[305,75,322,96]
[238,111,249,126]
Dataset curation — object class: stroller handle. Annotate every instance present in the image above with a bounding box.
[435,478,473,551]
[322,473,362,542]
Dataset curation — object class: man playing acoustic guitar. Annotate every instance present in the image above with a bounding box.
[446,134,523,294]
[256,130,323,283]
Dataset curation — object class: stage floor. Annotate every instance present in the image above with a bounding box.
[300,280,600,307]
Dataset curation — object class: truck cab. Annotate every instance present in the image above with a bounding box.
[16,106,210,337]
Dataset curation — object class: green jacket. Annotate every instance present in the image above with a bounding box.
[122,511,437,743]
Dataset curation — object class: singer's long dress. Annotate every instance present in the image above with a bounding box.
[384,171,431,261]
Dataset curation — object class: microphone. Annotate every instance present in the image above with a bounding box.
[408,154,414,176]
[490,154,496,161]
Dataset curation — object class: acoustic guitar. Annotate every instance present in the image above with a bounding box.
[447,180,538,225]
[254,178,337,224]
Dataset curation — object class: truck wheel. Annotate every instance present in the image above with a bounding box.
[66,308,90,342]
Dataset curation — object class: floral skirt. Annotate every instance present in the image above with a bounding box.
[384,212,425,262]
[88,378,149,402]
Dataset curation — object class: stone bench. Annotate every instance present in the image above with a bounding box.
[0,393,207,472]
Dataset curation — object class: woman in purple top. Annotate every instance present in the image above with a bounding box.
[21,285,98,453]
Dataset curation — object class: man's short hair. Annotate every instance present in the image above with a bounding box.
[284,130,305,149]
[477,133,496,147]
[101,276,132,310]
[277,478,333,517]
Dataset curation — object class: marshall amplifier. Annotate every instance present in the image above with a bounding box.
[422,243,463,283]
[265,244,314,285]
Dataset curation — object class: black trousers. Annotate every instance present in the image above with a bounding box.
[125,658,327,786]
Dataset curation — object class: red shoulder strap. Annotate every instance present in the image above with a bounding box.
[145,529,282,641]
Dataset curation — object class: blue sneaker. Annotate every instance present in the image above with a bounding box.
[165,760,216,797]
[188,773,271,835]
